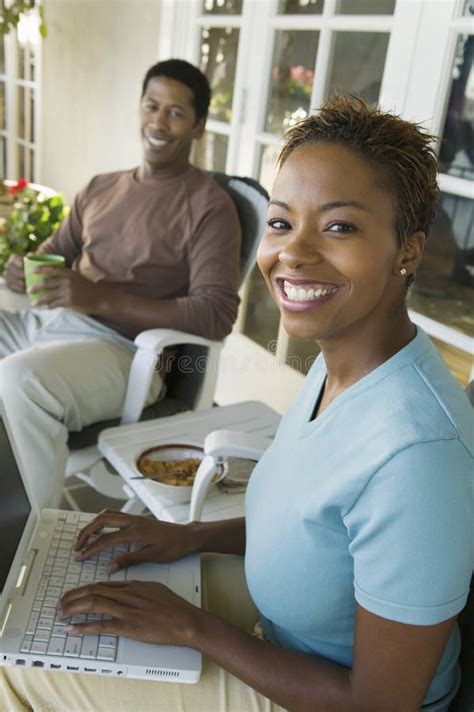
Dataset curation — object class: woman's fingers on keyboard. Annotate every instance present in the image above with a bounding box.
[75,509,131,550]
[74,529,132,560]
[63,595,128,633]
[109,547,152,572]
[61,581,128,603]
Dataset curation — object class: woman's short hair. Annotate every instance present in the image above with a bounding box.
[279,96,440,246]
[141,59,211,122]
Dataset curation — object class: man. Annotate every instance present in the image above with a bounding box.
[0,59,241,509]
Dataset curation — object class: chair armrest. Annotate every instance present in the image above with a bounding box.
[121,329,224,425]
[134,328,224,353]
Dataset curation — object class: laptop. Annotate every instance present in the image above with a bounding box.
[0,400,202,682]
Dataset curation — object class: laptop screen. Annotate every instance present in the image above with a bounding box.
[0,418,32,592]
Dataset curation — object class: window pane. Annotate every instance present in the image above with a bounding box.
[17,144,26,178]
[242,265,281,350]
[325,32,389,106]
[463,0,473,16]
[30,148,35,181]
[258,144,281,194]
[30,90,35,143]
[0,81,5,130]
[265,30,319,135]
[17,86,25,139]
[277,0,324,15]
[0,33,4,75]
[286,338,320,375]
[192,131,228,171]
[439,35,474,181]
[0,136,6,180]
[200,26,239,123]
[337,0,395,14]
[17,44,26,80]
[202,0,242,15]
[241,147,282,351]
[409,192,473,337]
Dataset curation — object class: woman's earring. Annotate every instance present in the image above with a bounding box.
[399,267,407,276]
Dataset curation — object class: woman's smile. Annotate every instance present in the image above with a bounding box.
[275,277,342,312]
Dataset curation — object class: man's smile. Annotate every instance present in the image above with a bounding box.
[144,132,171,149]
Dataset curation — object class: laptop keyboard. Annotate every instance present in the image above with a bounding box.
[20,511,130,662]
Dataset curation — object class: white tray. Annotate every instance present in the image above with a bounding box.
[98,401,280,523]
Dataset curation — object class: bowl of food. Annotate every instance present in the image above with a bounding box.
[135,443,225,504]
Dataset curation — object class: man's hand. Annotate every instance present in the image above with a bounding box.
[4,254,26,293]
[59,580,201,647]
[74,510,197,571]
[28,265,105,313]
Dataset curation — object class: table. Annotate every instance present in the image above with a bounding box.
[98,401,280,523]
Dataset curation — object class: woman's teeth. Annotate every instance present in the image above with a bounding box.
[283,280,338,302]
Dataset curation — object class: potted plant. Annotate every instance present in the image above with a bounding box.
[0,179,68,275]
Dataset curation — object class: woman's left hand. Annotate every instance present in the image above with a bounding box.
[59,580,200,647]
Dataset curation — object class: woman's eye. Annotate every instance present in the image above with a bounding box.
[326,222,356,234]
[267,218,290,230]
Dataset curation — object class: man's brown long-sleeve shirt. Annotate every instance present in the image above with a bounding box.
[41,165,241,341]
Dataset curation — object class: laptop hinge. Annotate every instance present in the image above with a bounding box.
[15,549,38,596]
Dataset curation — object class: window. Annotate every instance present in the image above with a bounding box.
[0,7,41,181]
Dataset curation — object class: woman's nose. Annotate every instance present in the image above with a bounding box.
[278,228,321,270]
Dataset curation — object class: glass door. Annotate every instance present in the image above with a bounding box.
[402,0,473,386]
[159,0,473,410]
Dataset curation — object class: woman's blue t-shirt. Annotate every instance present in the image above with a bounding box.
[245,328,473,705]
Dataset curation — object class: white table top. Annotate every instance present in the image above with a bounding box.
[98,401,280,523]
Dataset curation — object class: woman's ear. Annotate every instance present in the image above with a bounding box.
[397,231,426,277]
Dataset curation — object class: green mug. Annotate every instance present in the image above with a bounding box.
[23,253,65,305]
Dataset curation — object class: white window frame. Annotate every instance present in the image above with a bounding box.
[0,17,42,181]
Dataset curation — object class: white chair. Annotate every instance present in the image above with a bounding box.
[63,173,269,511]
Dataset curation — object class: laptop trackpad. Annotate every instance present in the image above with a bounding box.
[119,562,195,603]
[120,562,168,585]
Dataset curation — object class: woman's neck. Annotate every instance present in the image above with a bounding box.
[315,309,416,415]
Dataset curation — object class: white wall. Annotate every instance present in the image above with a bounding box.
[40,0,162,202]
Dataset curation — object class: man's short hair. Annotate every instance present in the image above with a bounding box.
[141,59,211,122]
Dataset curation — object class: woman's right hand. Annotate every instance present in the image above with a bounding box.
[74,509,197,571]
[4,254,26,293]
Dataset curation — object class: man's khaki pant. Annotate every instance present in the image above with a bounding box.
[0,307,162,510]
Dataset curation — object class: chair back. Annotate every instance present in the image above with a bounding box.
[207,172,269,282]
[166,173,268,410]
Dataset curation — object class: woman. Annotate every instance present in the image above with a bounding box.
[1,97,472,712]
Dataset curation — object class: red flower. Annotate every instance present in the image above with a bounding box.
[8,178,29,195]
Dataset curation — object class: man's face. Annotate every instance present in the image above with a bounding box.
[140,76,206,170]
